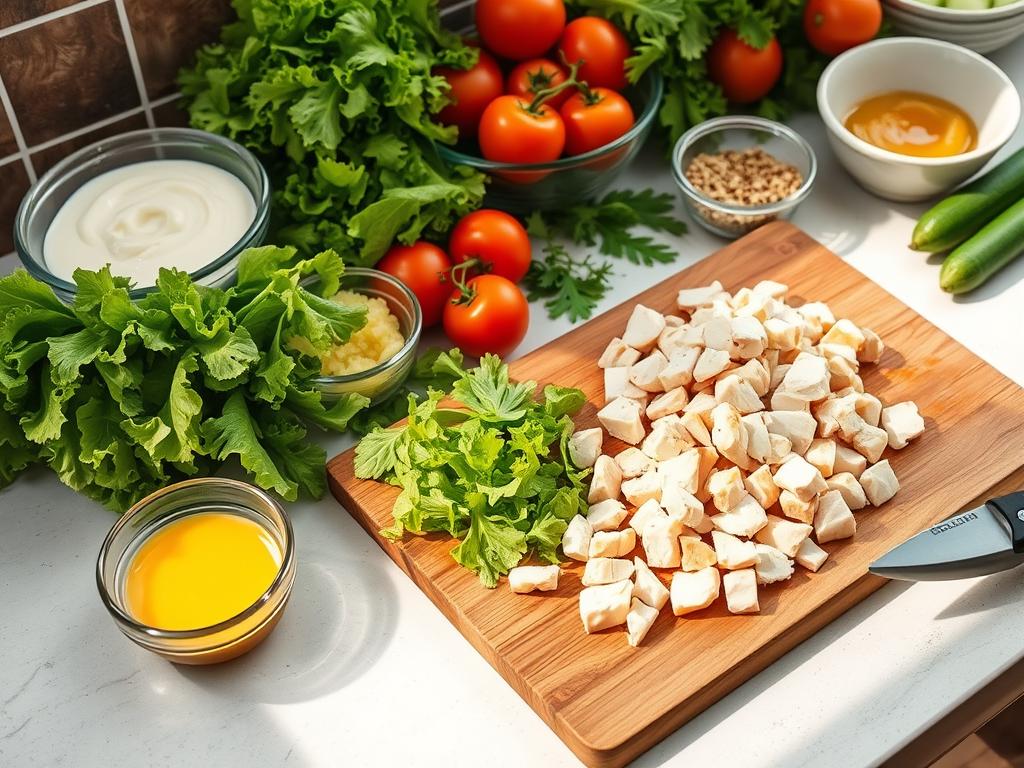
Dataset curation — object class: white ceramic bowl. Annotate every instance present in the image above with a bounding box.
[817,37,1020,202]
[883,0,1024,54]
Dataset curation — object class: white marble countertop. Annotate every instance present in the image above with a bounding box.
[3,38,1024,768]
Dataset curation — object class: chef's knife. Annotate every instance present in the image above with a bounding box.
[869,492,1024,581]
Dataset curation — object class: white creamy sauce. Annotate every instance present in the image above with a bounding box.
[43,159,256,288]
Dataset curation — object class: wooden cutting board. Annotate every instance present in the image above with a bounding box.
[327,222,1024,767]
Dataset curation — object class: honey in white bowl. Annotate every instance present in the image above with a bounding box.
[845,90,978,158]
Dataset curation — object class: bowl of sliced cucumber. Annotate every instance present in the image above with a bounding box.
[883,0,1024,53]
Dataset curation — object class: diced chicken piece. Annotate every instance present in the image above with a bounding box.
[700,317,733,353]
[773,454,828,501]
[580,580,632,633]
[691,302,731,326]
[582,557,635,586]
[629,499,667,534]
[733,289,774,322]
[805,438,836,477]
[767,433,793,465]
[723,569,759,614]
[855,392,882,427]
[821,318,866,352]
[680,537,718,571]
[632,557,669,610]
[860,460,900,506]
[711,402,752,470]
[779,490,819,525]
[770,387,811,413]
[509,564,561,594]
[616,447,654,480]
[696,446,719,488]
[795,537,829,572]
[683,391,719,426]
[781,352,831,402]
[715,375,765,415]
[562,515,593,562]
[734,359,771,397]
[599,337,642,369]
[712,530,758,569]
[707,466,746,512]
[657,325,688,357]
[658,347,701,391]
[604,366,649,404]
[881,401,925,450]
[769,362,792,392]
[587,499,629,532]
[665,315,685,328]
[589,528,637,559]
[833,444,867,478]
[744,464,780,509]
[671,567,721,616]
[763,410,817,455]
[827,354,860,391]
[642,515,683,568]
[658,449,701,496]
[568,428,603,469]
[622,305,666,352]
[797,301,835,338]
[677,281,726,311]
[731,316,767,359]
[642,423,688,461]
[814,393,858,439]
[588,455,622,504]
[621,470,662,507]
[813,490,857,544]
[650,413,684,434]
[763,317,802,352]
[692,513,714,534]
[626,597,660,647]
[852,423,889,463]
[598,397,646,445]
[681,410,713,447]
[754,515,812,557]
[753,543,794,585]
[662,484,704,528]
[753,279,788,299]
[630,351,669,393]
[647,387,689,421]
[858,327,884,363]
[741,413,772,464]
[826,472,867,510]
[675,323,705,347]
[693,348,732,383]
[711,492,767,538]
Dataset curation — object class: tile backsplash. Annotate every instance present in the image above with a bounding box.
[0,0,234,259]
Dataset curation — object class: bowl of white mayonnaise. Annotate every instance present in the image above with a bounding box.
[14,128,270,301]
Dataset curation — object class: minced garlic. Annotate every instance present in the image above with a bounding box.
[319,290,404,376]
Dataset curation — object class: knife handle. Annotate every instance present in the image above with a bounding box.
[985,492,1024,554]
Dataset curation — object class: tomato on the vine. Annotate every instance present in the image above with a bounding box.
[804,0,882,56]
[560,88,635,156]
[443,274,530,358]
[475,0,566,61]
[558,17,632,91]
[434,48,504,139]
[706,29,783,104]
[449,210,532,283]
[507,59,571,110]
[478,95,566,164]
[375,242,452,328]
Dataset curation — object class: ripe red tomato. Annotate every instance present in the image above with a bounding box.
[507,58,571,110]
[560,88,635,156]
[434,48,504,139]
[478,95,566,164]
[558,17,632,91]
[706,29,783,104]
[804,0,882,56]
[449,209,532,283]
[475,0,566,61]
[375,242,452,328]
[443,274,530,358]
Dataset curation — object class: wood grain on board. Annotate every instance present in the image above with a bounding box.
[328,222,1024,767]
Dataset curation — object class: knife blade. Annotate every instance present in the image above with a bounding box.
[869,491,1024,581]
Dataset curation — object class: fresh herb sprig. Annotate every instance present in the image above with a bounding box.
[524,243,613,323]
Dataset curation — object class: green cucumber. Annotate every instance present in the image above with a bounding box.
[911,147,1024,253]
[939,197,1024,293]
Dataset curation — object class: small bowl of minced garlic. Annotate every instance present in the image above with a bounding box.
[671,116,817,239]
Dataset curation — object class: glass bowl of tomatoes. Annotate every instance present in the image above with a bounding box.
[436,0,663,213]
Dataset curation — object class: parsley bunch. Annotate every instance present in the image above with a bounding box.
[354,354,589,587]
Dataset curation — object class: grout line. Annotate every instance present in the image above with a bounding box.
[149,92,183,109]
[0,0,108,39]
[0,74,35,183]
[0,153,24,168]
[24,106,147,154]
[112,0,155,129]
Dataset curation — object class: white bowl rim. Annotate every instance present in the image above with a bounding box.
[883,0,1024,21]
[817,36,1021,167]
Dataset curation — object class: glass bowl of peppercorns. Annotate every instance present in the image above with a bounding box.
[671,116,817,239]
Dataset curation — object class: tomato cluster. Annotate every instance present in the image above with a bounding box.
[375,210,533,359]
[434,0,637,165]
[706,0,882,104]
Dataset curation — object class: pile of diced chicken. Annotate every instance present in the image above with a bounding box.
[505,279,926,647]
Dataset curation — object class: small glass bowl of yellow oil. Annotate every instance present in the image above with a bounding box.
[96,478,295,665]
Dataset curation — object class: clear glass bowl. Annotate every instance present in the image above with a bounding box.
[671,116,817,239]
[306,267,423,405]
[15,128,271,303]
[96,478,295,665]
[437,2,663,213]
